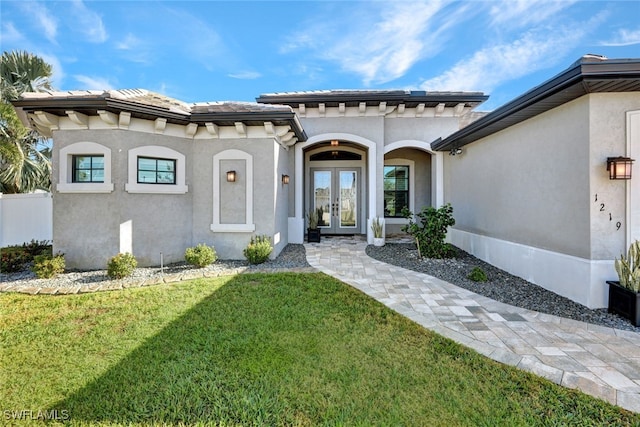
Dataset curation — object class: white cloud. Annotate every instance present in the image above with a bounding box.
[420,25,587,93]
[165,8,228,68]
[70,0,107,43]
[20,1,58,43]
[116,33,141,50]
[73,75,114,90]
[115,33,153,64]
[228,71,261,80]
[489,0,578,28]
[599,28,640,46]
[284,1,470,86]
[40,53,65,89]
[0,22,24,44]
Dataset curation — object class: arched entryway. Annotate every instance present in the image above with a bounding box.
[291,133,377,243]
[383,141,443,235]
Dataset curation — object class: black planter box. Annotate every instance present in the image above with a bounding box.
[607,281,640,326]
[307,228,321,243]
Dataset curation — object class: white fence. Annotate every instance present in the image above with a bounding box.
[0,192,53,247]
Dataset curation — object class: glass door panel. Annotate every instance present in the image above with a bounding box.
[313,170,331,228]
[339,171,357,228]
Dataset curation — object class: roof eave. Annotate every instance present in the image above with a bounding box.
[433,57,640,151]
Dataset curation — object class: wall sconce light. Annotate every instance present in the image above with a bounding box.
[607,157,634,180]
[331,139,339,146]
[226,170,236,182]
[282,174,290,185]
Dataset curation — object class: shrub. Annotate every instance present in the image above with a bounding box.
[22,239,52,258]
[32,253,65,279]
[243,235,273,265]
[1,250,29,273]
[401,203,456,259]
[467,267,488,282]
[185,244,217,268]
[107,253,138,279]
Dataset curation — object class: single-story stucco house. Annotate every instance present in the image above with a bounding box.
[11,54,640,309]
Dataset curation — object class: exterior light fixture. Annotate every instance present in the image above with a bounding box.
[282,174,290,185]
[607,157,634,180]
[449,148,463,156]
[331,139,339,146]
[226,170,236,182]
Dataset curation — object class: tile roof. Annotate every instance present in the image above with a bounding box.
[256,89,488,108]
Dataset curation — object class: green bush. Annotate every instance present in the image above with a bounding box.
[22,239,52,258]
[32,253,65,279]
[467,267,488,282]
[185,244,217,268]
[401,203,456,259]
[1,240,52,273]
[243,235,273,265]
[107,253,138,279]
[1,249,30,273]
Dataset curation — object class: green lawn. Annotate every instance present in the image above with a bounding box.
[1,272,638,426]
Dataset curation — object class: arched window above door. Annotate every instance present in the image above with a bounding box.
[310,151,362,161]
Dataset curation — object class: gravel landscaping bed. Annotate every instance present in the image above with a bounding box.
[0,244,313,294]
[367,243,640,333]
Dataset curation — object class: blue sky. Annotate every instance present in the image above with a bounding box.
[2,0,639,110]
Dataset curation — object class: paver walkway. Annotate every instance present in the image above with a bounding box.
[304,237,640,413]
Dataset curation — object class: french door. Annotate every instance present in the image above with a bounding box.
[310,167,360,234]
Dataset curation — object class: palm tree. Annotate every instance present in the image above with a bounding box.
[0,51,53,102]
[0,50,54,193]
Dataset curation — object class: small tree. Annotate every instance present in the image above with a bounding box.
[401,204,456,259]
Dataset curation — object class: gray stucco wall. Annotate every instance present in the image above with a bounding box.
[53,128,281,268]
[273,143,289,256]
[444,97,592,259]
[191,138,278,260]
[588,93,640,259]
[445,93,640,261]
[53,129,193,269]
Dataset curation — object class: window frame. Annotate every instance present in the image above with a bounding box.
[383,159,415,224]
[72,155,105,183]
[383,165,410,218]
[136,156,177,185]
[125,146,188,194]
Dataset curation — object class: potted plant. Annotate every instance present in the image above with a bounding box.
[371,217,385,247]
[307,209,321,243]
[607,240,640,326]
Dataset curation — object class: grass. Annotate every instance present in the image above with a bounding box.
[1,272,638,426]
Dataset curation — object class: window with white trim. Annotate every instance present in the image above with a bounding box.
[125,146,187,194]
[384,165,409,218]
[57,142,113,193]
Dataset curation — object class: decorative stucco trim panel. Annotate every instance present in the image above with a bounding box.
[211,149,255,233]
